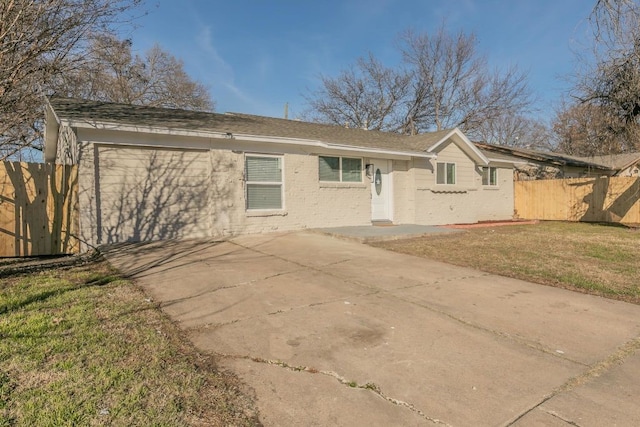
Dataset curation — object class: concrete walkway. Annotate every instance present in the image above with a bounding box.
[103,232,640,426]
[314,224,462,242]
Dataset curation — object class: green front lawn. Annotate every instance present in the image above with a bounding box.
[0,259,258,426]
[373,221,640,304]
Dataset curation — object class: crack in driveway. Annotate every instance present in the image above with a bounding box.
[109,233,640,425]
[183,290,381,333]
[505,336,640,426]
[228,241,382,291]
[543,410,583,426]
[388,292,590,367]
[215,351,452,426]
[555,336,640,393]
[159,266,307,308]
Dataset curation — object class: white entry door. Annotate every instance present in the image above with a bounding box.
[371,160,392,221]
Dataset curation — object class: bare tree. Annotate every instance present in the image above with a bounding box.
[567,0,640,153]
[552,99,636,155]
[396,27,483,135]
[475,114,554,150]
[399,26,533,137]
[56,33,214,111]
[303,54,411,131]
[0,0,144,160]
[590,0,640,46]
[305,23,534,140]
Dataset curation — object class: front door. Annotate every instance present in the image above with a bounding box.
[371,160,392,221]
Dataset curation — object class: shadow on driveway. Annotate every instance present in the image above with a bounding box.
[103,231,640,426]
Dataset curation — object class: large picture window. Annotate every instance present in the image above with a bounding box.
[436,162,456,185]
[245,155,283,210]
[319,156,362,182]
[482,167,498,186]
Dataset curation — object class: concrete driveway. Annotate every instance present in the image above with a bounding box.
[103,232,640,426]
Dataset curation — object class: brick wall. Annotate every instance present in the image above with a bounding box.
[77,135,372,248]
[238,153,371,234]
[73,128,514,249]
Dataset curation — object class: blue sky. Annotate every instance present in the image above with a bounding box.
[124,0,596,120]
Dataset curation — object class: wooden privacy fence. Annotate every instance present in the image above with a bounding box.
[0,162,79,257]
[515,176,640,224]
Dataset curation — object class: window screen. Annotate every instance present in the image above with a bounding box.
[246,156,283,210]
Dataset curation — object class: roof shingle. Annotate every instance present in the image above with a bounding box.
[474,142,614,170]
[575,153,640,170]
[49,98,449,154]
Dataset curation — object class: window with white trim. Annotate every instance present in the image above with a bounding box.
[482,167,498,186]
[436,162,456,185]
[245,155,283,210]
[319,156,362,182]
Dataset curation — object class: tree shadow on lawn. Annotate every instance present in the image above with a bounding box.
[0,260,119,316]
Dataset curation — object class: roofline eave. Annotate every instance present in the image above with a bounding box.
[475,142,618,170]
[63,119,436,159]
[617,156,640,172]
[486,157,525,166]
[427,128,489,165]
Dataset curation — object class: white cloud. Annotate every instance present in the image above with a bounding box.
[195,25,238,86]
[194,25,262,111]
[256,54,273,81]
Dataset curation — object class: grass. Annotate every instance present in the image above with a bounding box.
[0,258,259,426]
[372,221,640,304]
[2,221,636,424]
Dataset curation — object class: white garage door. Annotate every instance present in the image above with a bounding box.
[94,145,212,244]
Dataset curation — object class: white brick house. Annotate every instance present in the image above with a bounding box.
[44,98,516,250]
